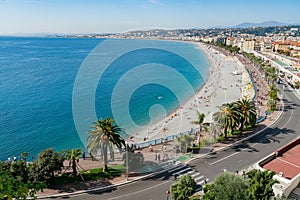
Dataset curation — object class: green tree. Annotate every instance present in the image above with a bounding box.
[31,148,64,183]
[191,112,210,146]
[171,174,196,200]
[175,134,194,153]
[0,161,45,200]
[265,66,277,85]
[87,118,125,172]
[191,112,209,133]
[61,149,81,176]
[236,98,257,132]
[246,169,278,200]
[213,103,239,137]
[203,172,248,200]
[269,85,278,100]
[203,183,216,200]
[267,98,277,111]
[208,122,223,142]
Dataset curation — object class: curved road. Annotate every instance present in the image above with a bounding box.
[48,84,300,200]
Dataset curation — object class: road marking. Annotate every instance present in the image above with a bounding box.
[172,167,191,175]
[186,170,195,174]
[191,172,200,177]
[282,107,293,128]
[168,165,185,173]
[209,152,240,165]
[194,175,204,181]
[107,181,171,200]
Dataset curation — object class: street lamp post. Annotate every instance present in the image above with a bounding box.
[125,141,128,181]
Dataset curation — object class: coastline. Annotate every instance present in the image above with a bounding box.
[129,41,255,144]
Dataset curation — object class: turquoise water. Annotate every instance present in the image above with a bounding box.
[0,37,209,159]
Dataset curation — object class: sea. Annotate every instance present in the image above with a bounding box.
[0,37,209,159]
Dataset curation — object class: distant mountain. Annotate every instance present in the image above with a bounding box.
[235,21,289,28]
[210,21,290,29]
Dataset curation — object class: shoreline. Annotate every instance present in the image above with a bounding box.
[128,41,255,144]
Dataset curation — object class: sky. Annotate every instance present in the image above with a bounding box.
[0,0,300,35]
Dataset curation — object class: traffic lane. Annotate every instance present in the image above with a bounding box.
[189,123,293,172]
[46,172,175,200]
[105,180,172,200]
[188,113,298,180]
[189,125,299,181]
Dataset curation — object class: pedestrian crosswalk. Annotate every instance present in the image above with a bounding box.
[160,162,209,191]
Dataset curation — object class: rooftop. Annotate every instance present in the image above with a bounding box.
[263,138,300,179]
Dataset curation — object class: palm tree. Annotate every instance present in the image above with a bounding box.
[269,85,278,100]
[213,103,239,138]
[62,149,81,176]
[267,98,277,110]
[209,122,223,142]
[236,98,257,133]
[175,134,193,153]
[191,112,210,146]
[87,118,125,172]
[191,112,209,133]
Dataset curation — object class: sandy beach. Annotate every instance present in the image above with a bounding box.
[130,42,255,144]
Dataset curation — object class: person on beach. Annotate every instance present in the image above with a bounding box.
[82,151,85,160]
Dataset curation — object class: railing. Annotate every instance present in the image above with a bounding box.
[133,128,198,149]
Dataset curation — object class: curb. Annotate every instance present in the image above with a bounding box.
[36,162,182,199]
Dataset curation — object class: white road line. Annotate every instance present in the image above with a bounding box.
[187,170,195,174]
[198,180,205,185]
[168,165,185,173]
[191,172,200,177]
[172,167,191,175]
[209,152,240,165]
[107,181,171,200]
[194,175,204,181]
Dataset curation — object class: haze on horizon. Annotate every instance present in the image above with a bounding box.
[0,0,299,35]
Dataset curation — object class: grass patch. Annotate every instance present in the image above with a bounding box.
[217,136,225,142]
[232,130,241,135]
[110,164,126,171]
[53,167,122,184]
[176,153,194,162]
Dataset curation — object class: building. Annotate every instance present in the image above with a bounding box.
[273,40,300,57]
[257,138,300,198]
[240,38,255,51]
